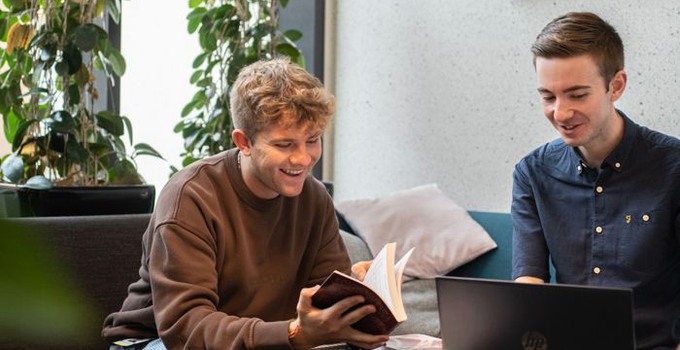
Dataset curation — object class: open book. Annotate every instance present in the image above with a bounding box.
[311,242,415,335]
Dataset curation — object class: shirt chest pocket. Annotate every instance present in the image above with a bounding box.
[615,208,675,272]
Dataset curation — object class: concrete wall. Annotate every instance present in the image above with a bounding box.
[330,1,680,212]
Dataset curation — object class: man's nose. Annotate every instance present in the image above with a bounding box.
[553,98,573,122]
[290,146,312,165]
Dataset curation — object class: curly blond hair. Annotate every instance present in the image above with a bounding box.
[230,57,335,140]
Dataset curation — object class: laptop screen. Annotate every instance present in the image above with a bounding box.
[436,276,635,350]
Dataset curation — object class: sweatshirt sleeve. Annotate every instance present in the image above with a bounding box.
[149,223,292,350]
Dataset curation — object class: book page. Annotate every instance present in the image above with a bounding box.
[393,247,415,316]
[363,242,397,313]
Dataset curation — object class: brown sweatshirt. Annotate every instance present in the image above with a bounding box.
[102,149,351,350]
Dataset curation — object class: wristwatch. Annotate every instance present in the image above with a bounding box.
[288,319,301,339]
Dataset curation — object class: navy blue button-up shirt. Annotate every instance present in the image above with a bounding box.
[512,111,680,349]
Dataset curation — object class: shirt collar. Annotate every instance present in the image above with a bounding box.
[571,109,637,175]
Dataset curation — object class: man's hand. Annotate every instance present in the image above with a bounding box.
[515,276,545,284]
[290,285,389,350]
[351,260,372,281]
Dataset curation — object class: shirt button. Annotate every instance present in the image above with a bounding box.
[595,226,603,234]
[615,162,621,168]
[595,186,604,193]
[593,267,601,274]
[642,214,650,222]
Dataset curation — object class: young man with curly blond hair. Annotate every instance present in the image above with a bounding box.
[103,58,388,350]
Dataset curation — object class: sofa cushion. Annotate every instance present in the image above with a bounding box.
[336,184,497,279]
[447,211,513,280]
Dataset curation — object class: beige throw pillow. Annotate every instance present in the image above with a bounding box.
[335,184,497,279]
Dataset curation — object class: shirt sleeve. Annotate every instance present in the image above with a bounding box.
[511,160,551,281]
[149,223,291,350]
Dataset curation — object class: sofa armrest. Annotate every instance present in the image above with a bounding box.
[340,230,372,264]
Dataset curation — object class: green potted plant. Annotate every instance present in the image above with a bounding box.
[175,0,304,169]
[0,0,162,216]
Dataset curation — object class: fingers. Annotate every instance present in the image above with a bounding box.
[351,260,372,280]
[297,285,321,312]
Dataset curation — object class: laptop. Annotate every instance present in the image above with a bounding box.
[436,276,635,350]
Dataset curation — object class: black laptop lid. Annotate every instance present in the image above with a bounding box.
[436,276,635,350]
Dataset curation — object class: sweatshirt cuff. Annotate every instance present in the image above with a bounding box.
[252,320,291,349]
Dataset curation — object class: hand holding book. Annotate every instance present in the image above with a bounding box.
[311,242,415,335]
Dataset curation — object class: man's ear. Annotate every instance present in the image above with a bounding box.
[609,70,627,102]
[232,129,252,156]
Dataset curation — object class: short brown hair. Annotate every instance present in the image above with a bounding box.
[230,57,335,140]
[531,12,624,85]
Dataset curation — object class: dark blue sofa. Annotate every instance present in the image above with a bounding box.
[339,210,514,337]
[2,210,515,348]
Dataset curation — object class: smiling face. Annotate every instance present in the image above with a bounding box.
[536,54,626,161]
[234,114,322,199]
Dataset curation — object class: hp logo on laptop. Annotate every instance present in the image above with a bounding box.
[522,331,548,350]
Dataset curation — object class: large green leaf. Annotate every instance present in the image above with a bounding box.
[62,43,83,75]
[283,29,303,42]
[199,27,218,51]
[72,24,98,52]
[2,108,21,145]
[189,0,204,8]
[275,43,300,59]
[187,7,207,34]
[64,138,89,163]
[0,220,96,342]
[105,46,126,77]
[122,116,133,145]
[11,119,36,150]
[95,111,124,137]
[189,69,204,84]
[192,52,208,69]
[181,99,199,118]
[45,111,76,134]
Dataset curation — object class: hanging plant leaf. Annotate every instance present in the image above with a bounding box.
[189,69,204,84]
[64,138,89,163]
[275,43,300,57]
[187,7,208,34]
[192,52,208,69]
[105,46,126,77]
[54,60,69,76]
[47,133,66,153]
[95,111,124,137]
[121,116,134,145]
[11,119,38,152]
[72,24,98,52]
[45,111,76,133]
[62,43,83,75]
[133,143,165,160]
[283,29,302,42]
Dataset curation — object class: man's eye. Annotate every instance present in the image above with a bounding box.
[275,143,292,148]
[307,138,320,144]
[541,95,555,102]
[571,94,587,100]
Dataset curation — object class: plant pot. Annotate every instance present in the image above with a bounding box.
[0,184,155,217]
